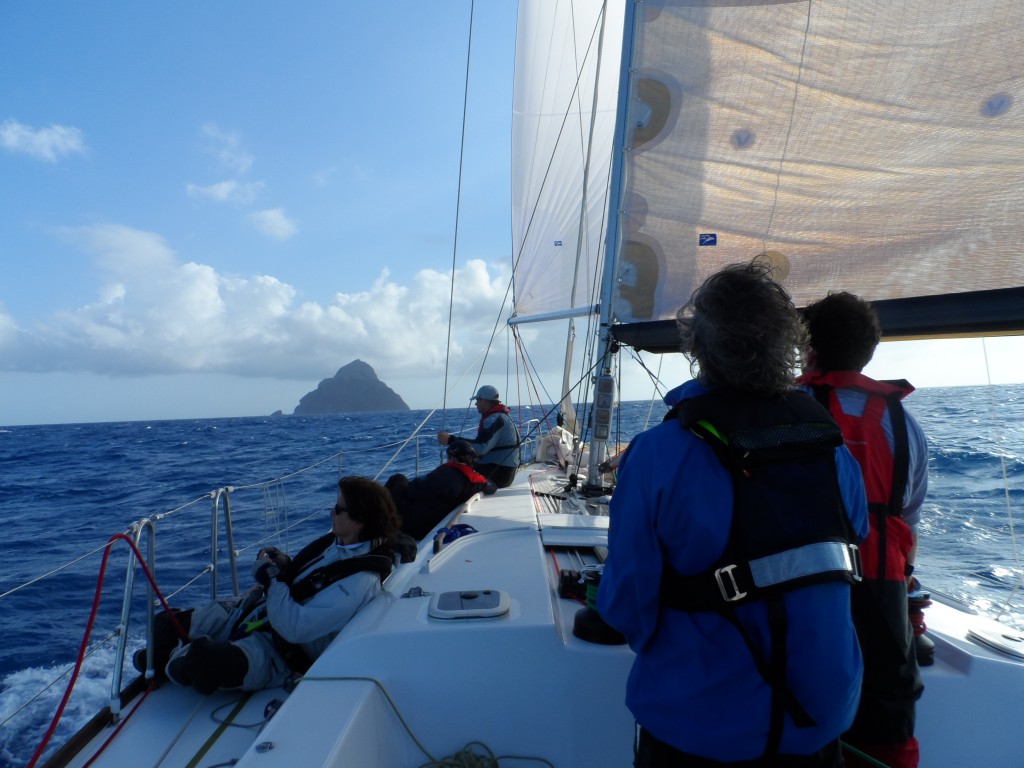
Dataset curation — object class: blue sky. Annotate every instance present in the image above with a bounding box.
[2,2,1022,426]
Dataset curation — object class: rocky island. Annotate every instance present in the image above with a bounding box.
[293,360,409,414]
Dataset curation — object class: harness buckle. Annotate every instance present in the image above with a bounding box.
[714,564,748,602]
[848,544,863,582]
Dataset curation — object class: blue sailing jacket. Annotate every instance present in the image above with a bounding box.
[597,379,868,761]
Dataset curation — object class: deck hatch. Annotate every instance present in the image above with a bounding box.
[428,589,510,620]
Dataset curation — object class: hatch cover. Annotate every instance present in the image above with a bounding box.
[428,589,510,620]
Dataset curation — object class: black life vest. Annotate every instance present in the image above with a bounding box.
[660,389,861,756]
[281,533,400,603]
[661,390,861,610]
[242,534,407,674]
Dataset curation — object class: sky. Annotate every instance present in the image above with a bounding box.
[2,3,1023,427]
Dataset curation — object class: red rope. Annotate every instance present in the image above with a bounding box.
[27,532,189,768]
[81,683,156,768]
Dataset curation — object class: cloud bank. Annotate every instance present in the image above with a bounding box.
[0,225,512,388]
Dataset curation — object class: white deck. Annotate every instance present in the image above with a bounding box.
[56,462,1024,767]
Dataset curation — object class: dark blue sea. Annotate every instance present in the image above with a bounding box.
[2,386,1023,767]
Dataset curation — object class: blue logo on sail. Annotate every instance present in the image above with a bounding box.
[699,233,717,246]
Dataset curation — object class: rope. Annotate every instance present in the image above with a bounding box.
[761,0,814,252]
[421,741,555,768]
[298,675,554,768]
[184,693,253,768]
[26,533,188,768]
[980,339,1024,621]
[80,684,157,768]
[839,740,893,768]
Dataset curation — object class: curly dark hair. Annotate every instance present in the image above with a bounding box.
[338,476,401,541]
[677,261,806,397]
[803,291,881,372]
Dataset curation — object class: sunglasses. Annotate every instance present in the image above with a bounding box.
[332,503,348,516]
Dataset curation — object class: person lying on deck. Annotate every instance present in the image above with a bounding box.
[386,438,496,540]
[136,476,414,693]
[437,384,521,488]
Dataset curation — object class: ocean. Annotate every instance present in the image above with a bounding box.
[1,385,1023,767]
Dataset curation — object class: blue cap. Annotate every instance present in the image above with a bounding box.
[473,385,500,401]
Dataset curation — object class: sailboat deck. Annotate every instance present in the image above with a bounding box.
[235,462,635,767]
[55,462,1024,768]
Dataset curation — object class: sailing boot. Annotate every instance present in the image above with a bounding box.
[165,636,249,694]
[133,608,193,681]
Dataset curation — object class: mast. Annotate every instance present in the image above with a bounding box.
[559,0,617,440]
[585,0,638,492]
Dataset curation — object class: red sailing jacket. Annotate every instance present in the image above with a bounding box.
[479,402,511,429]
[799,370,914,582]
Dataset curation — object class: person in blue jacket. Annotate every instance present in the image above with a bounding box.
[597,261,869,767]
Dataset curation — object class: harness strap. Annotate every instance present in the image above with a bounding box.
[662,540,861,610]
[288,553,393,603]
[766,598,791,755]
[713,603,816,736]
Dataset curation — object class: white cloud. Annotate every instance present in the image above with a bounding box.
[201,122,253,174]
[0,225,515,392]
[186,179,264,204]
[5,225,1021,419]
[0,119,86,162]
[249,208,297,240]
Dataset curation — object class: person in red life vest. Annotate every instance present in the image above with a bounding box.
[437,385,521,488]
[799,291,929,768]
[386,439,497,540]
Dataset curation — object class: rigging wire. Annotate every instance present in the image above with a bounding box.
[981,338,1024,621]
[26,533,188,768]
[509,3,607,282]
[441,0,477,425]
[761,0,814,252]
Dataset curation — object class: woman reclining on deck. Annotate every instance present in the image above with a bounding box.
[136,476,413,693]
